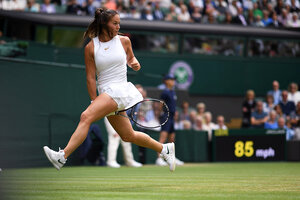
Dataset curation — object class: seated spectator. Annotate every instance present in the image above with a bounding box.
[279,90,296,117]
[196,102,206,119]
[269,12,283,27]
[104,0,117,10]
[262,10,273,26]
[66,0,83,15]
[254,15,264,27]
[287,12,300,27]
[287,0,300,13]
[290,102,300,128]
[142,5,154,21]
[40,0,56,13]
[278,8,290,27]
[253,2,263,19]
[224,11,233,24]
[127,6,141,19]
[153,3,165,20]
[202,112,217,141]
[191,6,202,23]
[193,116,204,131]
[177,4,192,22]
[165,3,178,22]
[274,104,285,120]
[288,82,300,106]
[84,0,97,16]
[25,0,40,12]
[251,101,269,128]
[263,94,275,114]
[174,111,183,130]
[215,115,227,130]
[232,7,247,26]
[189,110,197,127]
[267,80,281,105]
[228,0,239,17]
[278,117,295,140]
[264,110,278,129]
[182,120,192,130]
[179,101,191,121]
[1,0,26,10]
[242,89,257,128]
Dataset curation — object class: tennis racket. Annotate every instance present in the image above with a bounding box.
[115,98,169,129]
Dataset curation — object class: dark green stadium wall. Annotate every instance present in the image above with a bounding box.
[23,42,300,96]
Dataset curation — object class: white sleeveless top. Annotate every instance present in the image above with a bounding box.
[92,35,143,112]
[93,35,127,89]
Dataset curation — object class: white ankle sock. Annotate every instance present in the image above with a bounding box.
[161,144,167,154]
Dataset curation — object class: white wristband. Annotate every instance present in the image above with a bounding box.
[91,100,93,104]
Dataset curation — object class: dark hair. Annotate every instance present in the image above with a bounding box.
[84,8,118,39]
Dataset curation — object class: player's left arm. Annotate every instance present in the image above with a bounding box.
[120,36,141,71]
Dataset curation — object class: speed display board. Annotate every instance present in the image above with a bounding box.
[213,130,286,161]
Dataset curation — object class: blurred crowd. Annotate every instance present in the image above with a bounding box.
[242,80,300,140]
[1,0,300,28]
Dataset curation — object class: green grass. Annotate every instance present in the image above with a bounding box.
[1,163,300,200]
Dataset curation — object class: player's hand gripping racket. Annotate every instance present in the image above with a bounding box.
[115,99,169,129]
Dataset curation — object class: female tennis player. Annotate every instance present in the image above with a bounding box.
[43,8,175,172]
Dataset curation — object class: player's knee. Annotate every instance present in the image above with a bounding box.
[120,132,135,143]
[80,111,92,125]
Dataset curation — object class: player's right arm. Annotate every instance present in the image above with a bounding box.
[85,41,97,101]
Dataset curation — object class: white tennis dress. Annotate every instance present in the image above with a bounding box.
[93,35,143,114]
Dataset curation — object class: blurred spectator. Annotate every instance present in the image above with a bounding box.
[274,0,284,15]
[182,120,192,130]
[278,117,295,140]
[83,0,97,16]
[247,9,255,25]
[160,0,172,10]
[288,82,300,105]
[25,0,40,12]
[287,12,300,27]
[274,104,285,120]
[242,89,257,128]
[165,3,178,22]
[264,110,278,129]
[262,10,273,26]
[142,5,154,20]
[191,0,204,10]
[66,0,83,15]
[174,111,183,130]
[290,101,300,128]
[153,3,164,20]
[215,115,227,130]
[1,0,26,10]
[104,0,117,10]
[224,11,233,24]
[269,12,283,27]
[191,6,202,22]
[127,6,141,19]
[202,112,216,141]
[279,90,296,117]
[253,2,263,18]
[287,0,300,13]
[179,101,191,121]
[177,4,192,22]
[263,94,275,114]
[229,0,240,17]
[267,80,281,105]
[232,7,247,26]
[193,116,204,131]
[254,15,264,27]
[251,101,269,128]
[278,8,290,27]
[189,110,197,127]
[40,0,56,13]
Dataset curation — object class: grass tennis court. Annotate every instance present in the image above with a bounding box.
[1,163,300,200]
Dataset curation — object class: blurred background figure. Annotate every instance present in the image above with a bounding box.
[251,101,269,128]
[264,110,278,129]
[104,117,142,168]
[25,0,40,12]
[40,0,56,13]
[288,82,300,106]
[268,80,281,105]
[215,115,227,130]
[242,90,256,128]
[79,124,106,166]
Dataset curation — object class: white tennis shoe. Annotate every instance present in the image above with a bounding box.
[43,146,66,170]
[160,143,176,172]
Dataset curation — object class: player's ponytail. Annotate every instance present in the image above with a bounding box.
[84,8,118,39]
